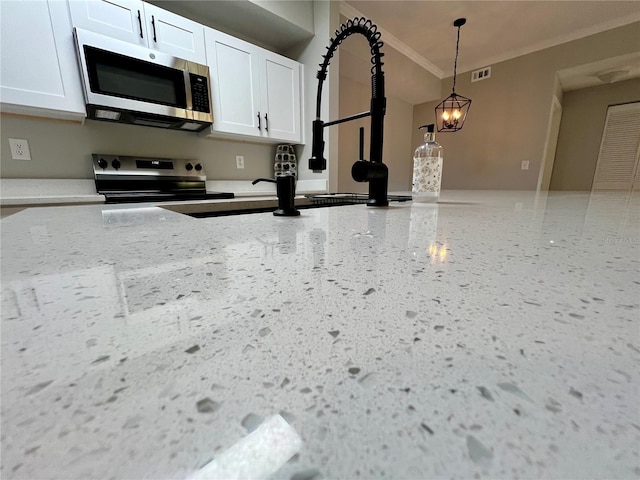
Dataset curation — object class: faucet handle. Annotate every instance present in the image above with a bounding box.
[352,160,388,183]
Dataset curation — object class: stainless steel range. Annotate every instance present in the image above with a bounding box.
[92,154,234,203]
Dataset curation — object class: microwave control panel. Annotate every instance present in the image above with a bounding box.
[190,74,210,113]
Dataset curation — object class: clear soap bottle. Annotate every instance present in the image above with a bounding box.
[412,124,444,202]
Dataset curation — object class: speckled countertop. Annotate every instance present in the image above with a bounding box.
[1,190,639,480]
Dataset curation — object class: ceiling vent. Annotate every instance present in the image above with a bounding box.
[471,66,491,82]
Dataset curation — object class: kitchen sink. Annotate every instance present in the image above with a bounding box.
[305,193,412,206]
[183,193,412,218]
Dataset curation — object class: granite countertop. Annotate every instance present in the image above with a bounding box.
[0,179,327,209]
[1,191,639,479]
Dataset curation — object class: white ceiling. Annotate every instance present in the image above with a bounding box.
[343,1,640,77]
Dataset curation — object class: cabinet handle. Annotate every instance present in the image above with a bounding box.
[151,15,157,42]
[257,112,261,130]
[137,10,143,39]
[264,113,269,132]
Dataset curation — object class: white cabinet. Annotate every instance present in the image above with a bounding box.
[205,30,262,136]
[141,3,206,65]
[0,0,85,120]
[68,0,206,64]
[261,52,302,143]
[204,28,302,144]
[67,0,145,45]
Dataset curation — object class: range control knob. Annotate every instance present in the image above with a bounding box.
[97,158,108,169]
[195,163,202,171]
[111,159,121,170]
[186,163,194,171]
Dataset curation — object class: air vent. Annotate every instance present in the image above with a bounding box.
[472,66,491,82]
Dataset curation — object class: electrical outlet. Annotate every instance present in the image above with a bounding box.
[236,155,245,169]
[521,160,529,170]
[9,138,31,160]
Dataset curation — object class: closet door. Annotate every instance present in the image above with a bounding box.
[592,102,640,191]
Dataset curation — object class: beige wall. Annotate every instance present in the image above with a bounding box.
[286,0,341,188]
[412,22,640,190]
[337,75,414,193]
[550,79,640,191]
[251,0,314,34]
[0,114,276,180]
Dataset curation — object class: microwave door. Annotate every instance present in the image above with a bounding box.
[74,28,192,121]
[85,47,187,108]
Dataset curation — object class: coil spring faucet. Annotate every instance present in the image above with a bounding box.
[308,17,389,207]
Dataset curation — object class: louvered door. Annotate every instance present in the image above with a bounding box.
[592,102,640,191]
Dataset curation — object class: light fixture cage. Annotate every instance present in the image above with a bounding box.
[435,92,471,132]
[435,17,471,132]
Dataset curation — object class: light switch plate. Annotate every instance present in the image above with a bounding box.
[9,138,31,160]
[521,160,529,170]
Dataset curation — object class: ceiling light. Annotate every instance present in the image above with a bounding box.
[435,18,471,132]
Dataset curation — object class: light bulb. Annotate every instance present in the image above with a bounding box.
[442,111,450,121]
[453,109,461,119]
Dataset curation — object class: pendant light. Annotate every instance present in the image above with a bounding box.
[435,18,471,132]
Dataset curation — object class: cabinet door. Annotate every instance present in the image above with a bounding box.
[68,0,146,46]
[260,52,301,143]
[205,29,262,137]
[142,3,206,64]
[0,0,85,119]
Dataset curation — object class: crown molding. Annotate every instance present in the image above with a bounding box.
[339,1,445,79]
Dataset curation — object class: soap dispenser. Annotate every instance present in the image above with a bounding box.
[412,124,443,202]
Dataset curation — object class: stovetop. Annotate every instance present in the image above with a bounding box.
[92,154,234,203]
[102,191,234,204]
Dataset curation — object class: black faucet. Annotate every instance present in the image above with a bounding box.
[252,176,300,217]
[309,17,389,207]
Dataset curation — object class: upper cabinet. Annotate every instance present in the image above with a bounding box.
[205,30,262,137]
[68,0,206,64]
[0,0,85,120]
[67,0,144,45]
[1,0,302,140]
[204,28,302,144]
[260,52,302,144]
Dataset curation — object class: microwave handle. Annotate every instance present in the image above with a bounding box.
[137,10,144,39]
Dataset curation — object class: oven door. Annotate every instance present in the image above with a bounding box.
[74,28,205,123]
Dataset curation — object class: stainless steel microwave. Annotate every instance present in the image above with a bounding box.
[73,28,212,132]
